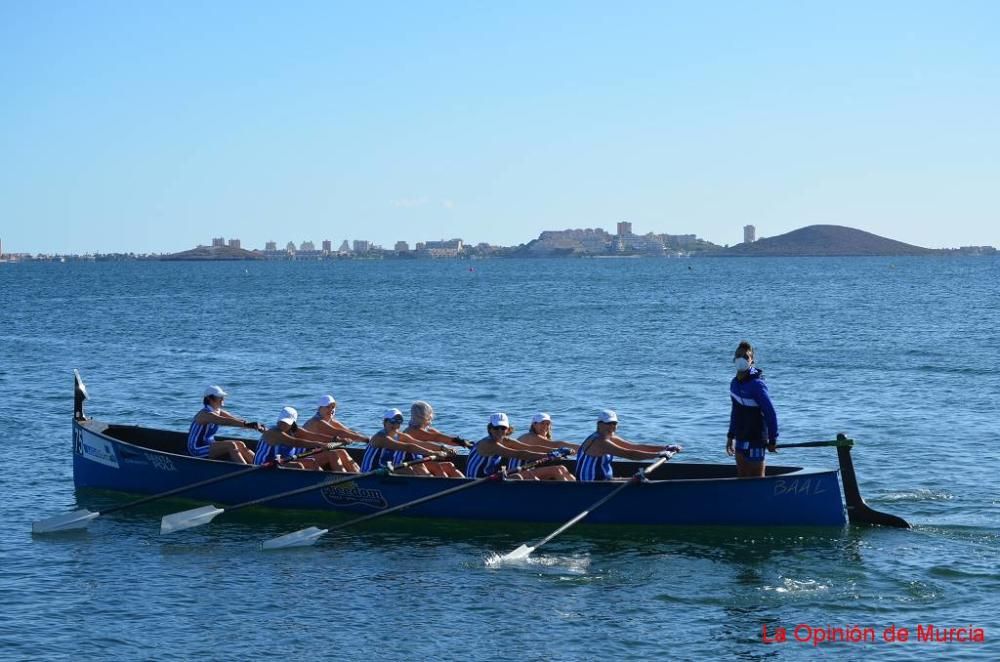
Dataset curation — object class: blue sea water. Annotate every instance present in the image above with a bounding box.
[1,256,998,660]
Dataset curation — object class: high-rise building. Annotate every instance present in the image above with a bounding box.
[322,240,332,252]
[265,241,277,251]
[338,240,350,253]
[394,241,410,252]
[212,237,226,247]
[285,241,296,252]
[743,225,756,243]
[353,240,371,253]
[300,241,315,252]
[617,221,633,237]
[227,238,241,249]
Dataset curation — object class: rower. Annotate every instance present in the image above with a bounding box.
[575,410,680,481]
[254,407,343,470]
[468,413,574,481]
[404,400,470,449]
[300,395,365,472]
[513,412,580,474]
[187,385,264,464]
[362,409,461,477]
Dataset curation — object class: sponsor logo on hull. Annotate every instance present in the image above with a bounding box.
[74,427,120,469]
[320,482,388,509]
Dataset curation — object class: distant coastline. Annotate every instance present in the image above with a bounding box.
[3,224,995,262]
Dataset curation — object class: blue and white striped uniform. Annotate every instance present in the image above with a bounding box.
[506,457,522,473]
[728,368,779,462]
[361,432,397,472]
[187,405,220,457]
[575,434,615,481]
[465,441,504,478]
[253,432,303,466]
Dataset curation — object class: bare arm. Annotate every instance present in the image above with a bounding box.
[610,435,666,453]
[195,409,261,430]
[590,436,662,461]
[516,433,579,453]
[492,439,551,461]
[406,426,467,447]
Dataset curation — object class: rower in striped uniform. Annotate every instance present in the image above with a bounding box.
[467,413,575,481]
[187,385,264,464]
[254,407,344,470]
[513,412,580,474]
[575,410,681,481]
[361,409,460,476]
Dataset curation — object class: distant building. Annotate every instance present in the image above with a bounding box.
[227,238,241,249]
[300,240,315,252]
[265,241,277,251]
[418,238,463,258]
[394,241,410,252]
[285,241,296,252]
[338,240,351,254]
[617,221,633,237]
[353,240,371,254]
[322,240,332,253]
[744,225,756,244]
[212,237,225,247]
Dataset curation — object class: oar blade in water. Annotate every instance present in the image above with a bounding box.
[260,526,329,550]
[500,544,536,562]
[159,505,225,534]
[32,509,100,534]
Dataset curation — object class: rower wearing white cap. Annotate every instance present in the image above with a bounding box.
[361,409,462,477]
[514,412,580,474]
[466,413,575,481]
[575,410,681,481]
[300,394,367,472]
[254,407,346,470]
[187,385,265,464]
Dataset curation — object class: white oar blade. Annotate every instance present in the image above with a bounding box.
[32,509,100,534]
[500,544,536,562]
[159,505,224,534]
[260,526,329,550]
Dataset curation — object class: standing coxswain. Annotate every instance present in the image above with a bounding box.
[725,341,779,478]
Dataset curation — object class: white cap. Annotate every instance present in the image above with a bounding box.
[317,394,337,408]
[489,412,510,428]
[598,409,618,424]
[383,408,404,421]
[734,357,751,373]
[277,406,298,426]
[531,412,552,424]
[204,385,228,398]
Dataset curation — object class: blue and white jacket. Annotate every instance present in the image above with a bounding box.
[728,368,778,445]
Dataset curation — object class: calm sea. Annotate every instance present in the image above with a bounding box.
[1,257,997,660]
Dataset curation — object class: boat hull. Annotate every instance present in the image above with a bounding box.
[72,418,848,527]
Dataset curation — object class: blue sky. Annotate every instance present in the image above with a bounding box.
[2,1,997,253]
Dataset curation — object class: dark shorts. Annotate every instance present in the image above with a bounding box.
[735,440,766,462]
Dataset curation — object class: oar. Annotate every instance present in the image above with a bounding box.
[773,434,910,528]
[160,452,448,534]
[31,446,329,534]
[261,454,560,550]
[500,452,676,562]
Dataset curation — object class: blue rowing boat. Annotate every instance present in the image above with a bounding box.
[67,374,906,529]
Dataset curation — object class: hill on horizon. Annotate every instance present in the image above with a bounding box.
[160,245,263,261]
[708,225,935,257]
